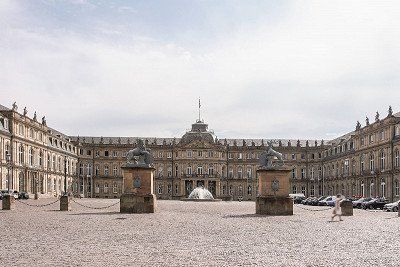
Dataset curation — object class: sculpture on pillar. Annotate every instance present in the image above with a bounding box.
[126,139,153,167]
[388,106,393,117]
[375,111,380,122]
[12,102,18,111]
[259,142,284,168]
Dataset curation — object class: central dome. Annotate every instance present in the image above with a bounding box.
[188,187,214,199]
[180,120,215,144]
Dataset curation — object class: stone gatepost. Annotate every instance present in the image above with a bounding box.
[60,195,71,211]
[340,200,353,216]
[256,166,293,216]
[2,195,15,210]
[120,165,156,213]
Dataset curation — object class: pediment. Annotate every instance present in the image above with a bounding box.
[179,139,216,149]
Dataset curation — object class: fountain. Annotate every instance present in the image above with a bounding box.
[181,186,222,202]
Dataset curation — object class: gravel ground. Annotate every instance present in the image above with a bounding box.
[0,198,399,267]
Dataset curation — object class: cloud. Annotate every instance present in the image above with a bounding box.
[0,0,400,140]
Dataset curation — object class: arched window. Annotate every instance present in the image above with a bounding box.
[360,181,365,197]
[369,153,375,171]
[113,182,118,193]
[247,167,252,179]
[380,150,385,171]
[113,165,118,176]
[28,147,34,166]
[208,165,214,176]
[237,166,243,178]
[292,185,297,194]
[18,145,24,164]
[380,178,386,198]
[39,151,43,166]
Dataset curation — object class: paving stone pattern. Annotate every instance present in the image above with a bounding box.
[0,199,399,267]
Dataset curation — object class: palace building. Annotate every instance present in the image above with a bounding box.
[1,102,400,202]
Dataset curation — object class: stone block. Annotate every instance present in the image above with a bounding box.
[121,166,155,195]
[257,167,292,197]
[340,200,353,216]
[2,195,15,210]
[60,196,71,211]
[256,196,293,216]
[120,193,156,213]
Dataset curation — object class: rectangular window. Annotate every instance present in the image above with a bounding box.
[198,151,202,157]
[291,154,296,160]
[104,151,109,157]
[113,151,118,157]
[228,153,233,159]
[113,166,118,176]
[159,151,163,158]
[187,150,192,158]
[104,165,109,176]
[238,153,243,160]
[301,168,305,179]
[167,152,172,159]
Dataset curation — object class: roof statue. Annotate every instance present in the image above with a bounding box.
[315,140,318,147]
[259,141,284,168]
[388,106,393,117]
[23,107,28,116]
[375,111,380,122]
[41,116,47,126]
[126,139,153,167]
[33,111,37,122]
[366,116,370,126]
[356,121,361,130]
[12,102,18,111]
[297,140,301,147]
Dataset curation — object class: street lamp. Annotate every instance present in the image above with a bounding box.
[64,156,68,196]
[6,152,11,193]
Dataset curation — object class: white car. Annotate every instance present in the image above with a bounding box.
[383,200,400,212]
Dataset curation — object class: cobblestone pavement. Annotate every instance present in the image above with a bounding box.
[1,199,399,267]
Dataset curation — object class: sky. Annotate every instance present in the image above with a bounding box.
[1,0,400,140]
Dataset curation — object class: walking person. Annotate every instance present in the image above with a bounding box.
[330,194,343,222]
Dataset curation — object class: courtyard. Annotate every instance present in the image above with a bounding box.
[0,199,399,266]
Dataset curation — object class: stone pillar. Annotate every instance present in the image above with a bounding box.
[256,166,293,216]
[120,164,156,213]
[60,195,71,211]
[340,200,353,216]
[2,195,15,210]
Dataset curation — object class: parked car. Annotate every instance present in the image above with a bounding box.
[326,196,337,207]
[318,196,334,206]
[362,198,387,210]
[18,191,29,199]
[301,197,314,205]
[0,189,17,199]
[352,197,372,208]
[309,196,326,206]
[293,196,305,204]
[383,200,400,212]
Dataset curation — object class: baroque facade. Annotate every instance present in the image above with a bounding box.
[1,102,400,202]
[0,104,78,196]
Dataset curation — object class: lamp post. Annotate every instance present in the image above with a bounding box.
[64,156,67,196]
[6,152,11,192]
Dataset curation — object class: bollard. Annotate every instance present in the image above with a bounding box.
[2,195,15,210]
[60,195,71,211]
[340,200,353,216]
